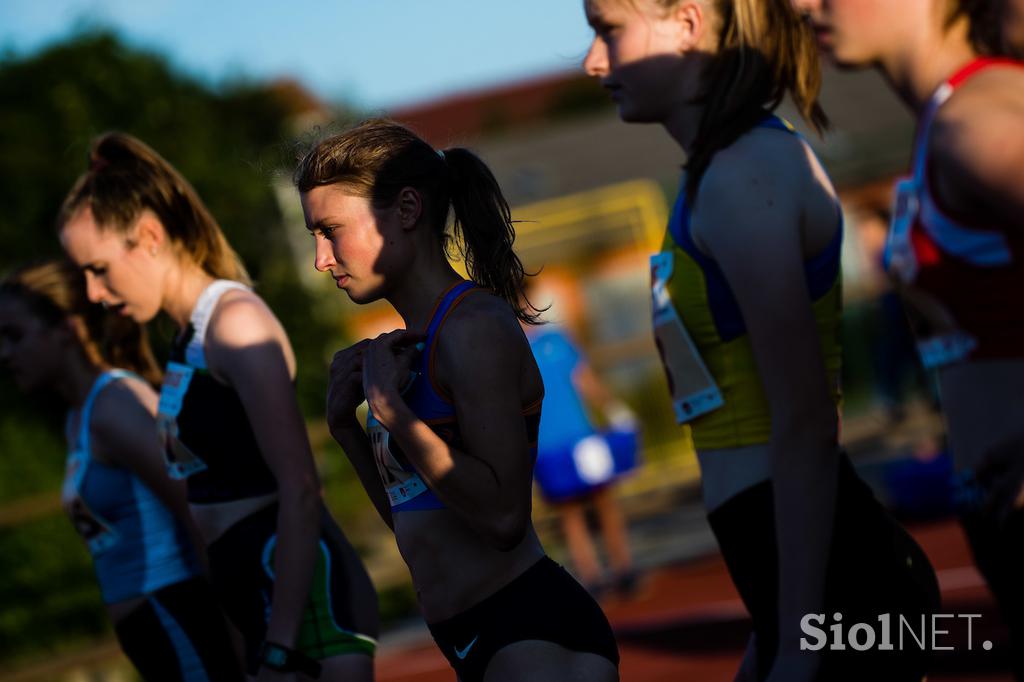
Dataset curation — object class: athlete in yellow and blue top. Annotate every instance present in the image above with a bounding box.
[584,1,939,681]
[660,114,843,452]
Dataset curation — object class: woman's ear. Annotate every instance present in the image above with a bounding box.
[396,187,424,230]
[673,0,709,52]
[129,210,166,256]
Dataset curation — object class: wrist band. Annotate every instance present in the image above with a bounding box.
[259,641,322,678]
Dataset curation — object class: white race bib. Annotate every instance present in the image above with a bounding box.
[367,411,432,507]
[157,361,208,479]
[651,252,725,424]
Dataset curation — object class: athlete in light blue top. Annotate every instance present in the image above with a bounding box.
[0,261,242,681]
[64,369,199,603]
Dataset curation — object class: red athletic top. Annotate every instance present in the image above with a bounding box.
[885,58,1024,365]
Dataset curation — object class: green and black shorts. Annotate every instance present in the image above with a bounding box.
[207,502,377,674]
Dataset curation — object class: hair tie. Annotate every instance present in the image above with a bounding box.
[436,149,446,161]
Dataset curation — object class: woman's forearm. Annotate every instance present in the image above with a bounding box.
[263,483,322,648]
[387,406,528,550]
[771,425,839,653]
[332,417,394,529]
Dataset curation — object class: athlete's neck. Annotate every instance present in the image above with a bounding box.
[387,258,464,333]
[662,103,705,157]
[876,22,977,115]
[162,262,216,329]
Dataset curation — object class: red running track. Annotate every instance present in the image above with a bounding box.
[374,518,1015,681]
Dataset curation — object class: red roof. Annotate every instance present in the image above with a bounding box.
[388,70,606,146]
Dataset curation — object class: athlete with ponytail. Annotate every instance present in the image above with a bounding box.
[793,0,1024,676]
[58,132,378,681]
[0,260,242,680]
[583,1,939,679]
[296,119,619,682]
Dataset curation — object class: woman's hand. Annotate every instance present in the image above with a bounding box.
[327,339,370,436]
[362,330,425,429]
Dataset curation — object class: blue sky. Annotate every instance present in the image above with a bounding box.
[0,1,596,109]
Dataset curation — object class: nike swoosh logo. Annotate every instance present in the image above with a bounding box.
[454,635,479,660]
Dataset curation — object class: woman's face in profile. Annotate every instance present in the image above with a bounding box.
[0,295,68,394]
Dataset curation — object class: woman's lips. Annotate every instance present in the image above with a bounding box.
[812,26,833,48]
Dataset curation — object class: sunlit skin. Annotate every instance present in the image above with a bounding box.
[59,206,211,328]
[791,0,981,110]
[301,184,463,329]
[791,0,922,67]
[59,208,161,322]
[301,185,408,305]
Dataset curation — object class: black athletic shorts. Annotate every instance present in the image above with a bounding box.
[957,480,1024,680]
[427,555,619,682]
[707,453,940,681]
[206,502,378,675]
[113,576,243,681]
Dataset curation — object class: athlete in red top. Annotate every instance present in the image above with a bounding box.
[794,0,1024,676]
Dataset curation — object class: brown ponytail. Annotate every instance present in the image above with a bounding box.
[0,260,162,386]
[58,132,251,285]
[294,119,540,324]
[679,0,828,202]
[947,0,1004,55]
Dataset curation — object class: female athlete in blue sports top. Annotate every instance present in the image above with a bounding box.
[0,260,242,681]
[297,119,620,682]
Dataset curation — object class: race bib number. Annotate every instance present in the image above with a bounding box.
[157,362,207,479]
[915,331,977,369]
[367,411,431,506]
[885,178,919,284]
[885,184,978,369]
[63,454,118,554]
[651,252,724,424]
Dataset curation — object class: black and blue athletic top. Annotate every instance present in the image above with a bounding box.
[367,280,542,513]
[156,280,278,505]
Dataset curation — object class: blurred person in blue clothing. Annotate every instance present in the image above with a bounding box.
[525,276,639,596]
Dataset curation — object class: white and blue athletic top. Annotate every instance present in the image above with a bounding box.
[62,370,200,604]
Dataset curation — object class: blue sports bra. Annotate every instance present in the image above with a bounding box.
[367,281,542,513]
[63,370,199,604]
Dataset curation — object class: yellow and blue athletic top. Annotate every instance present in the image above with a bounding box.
[661,115,844,450]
